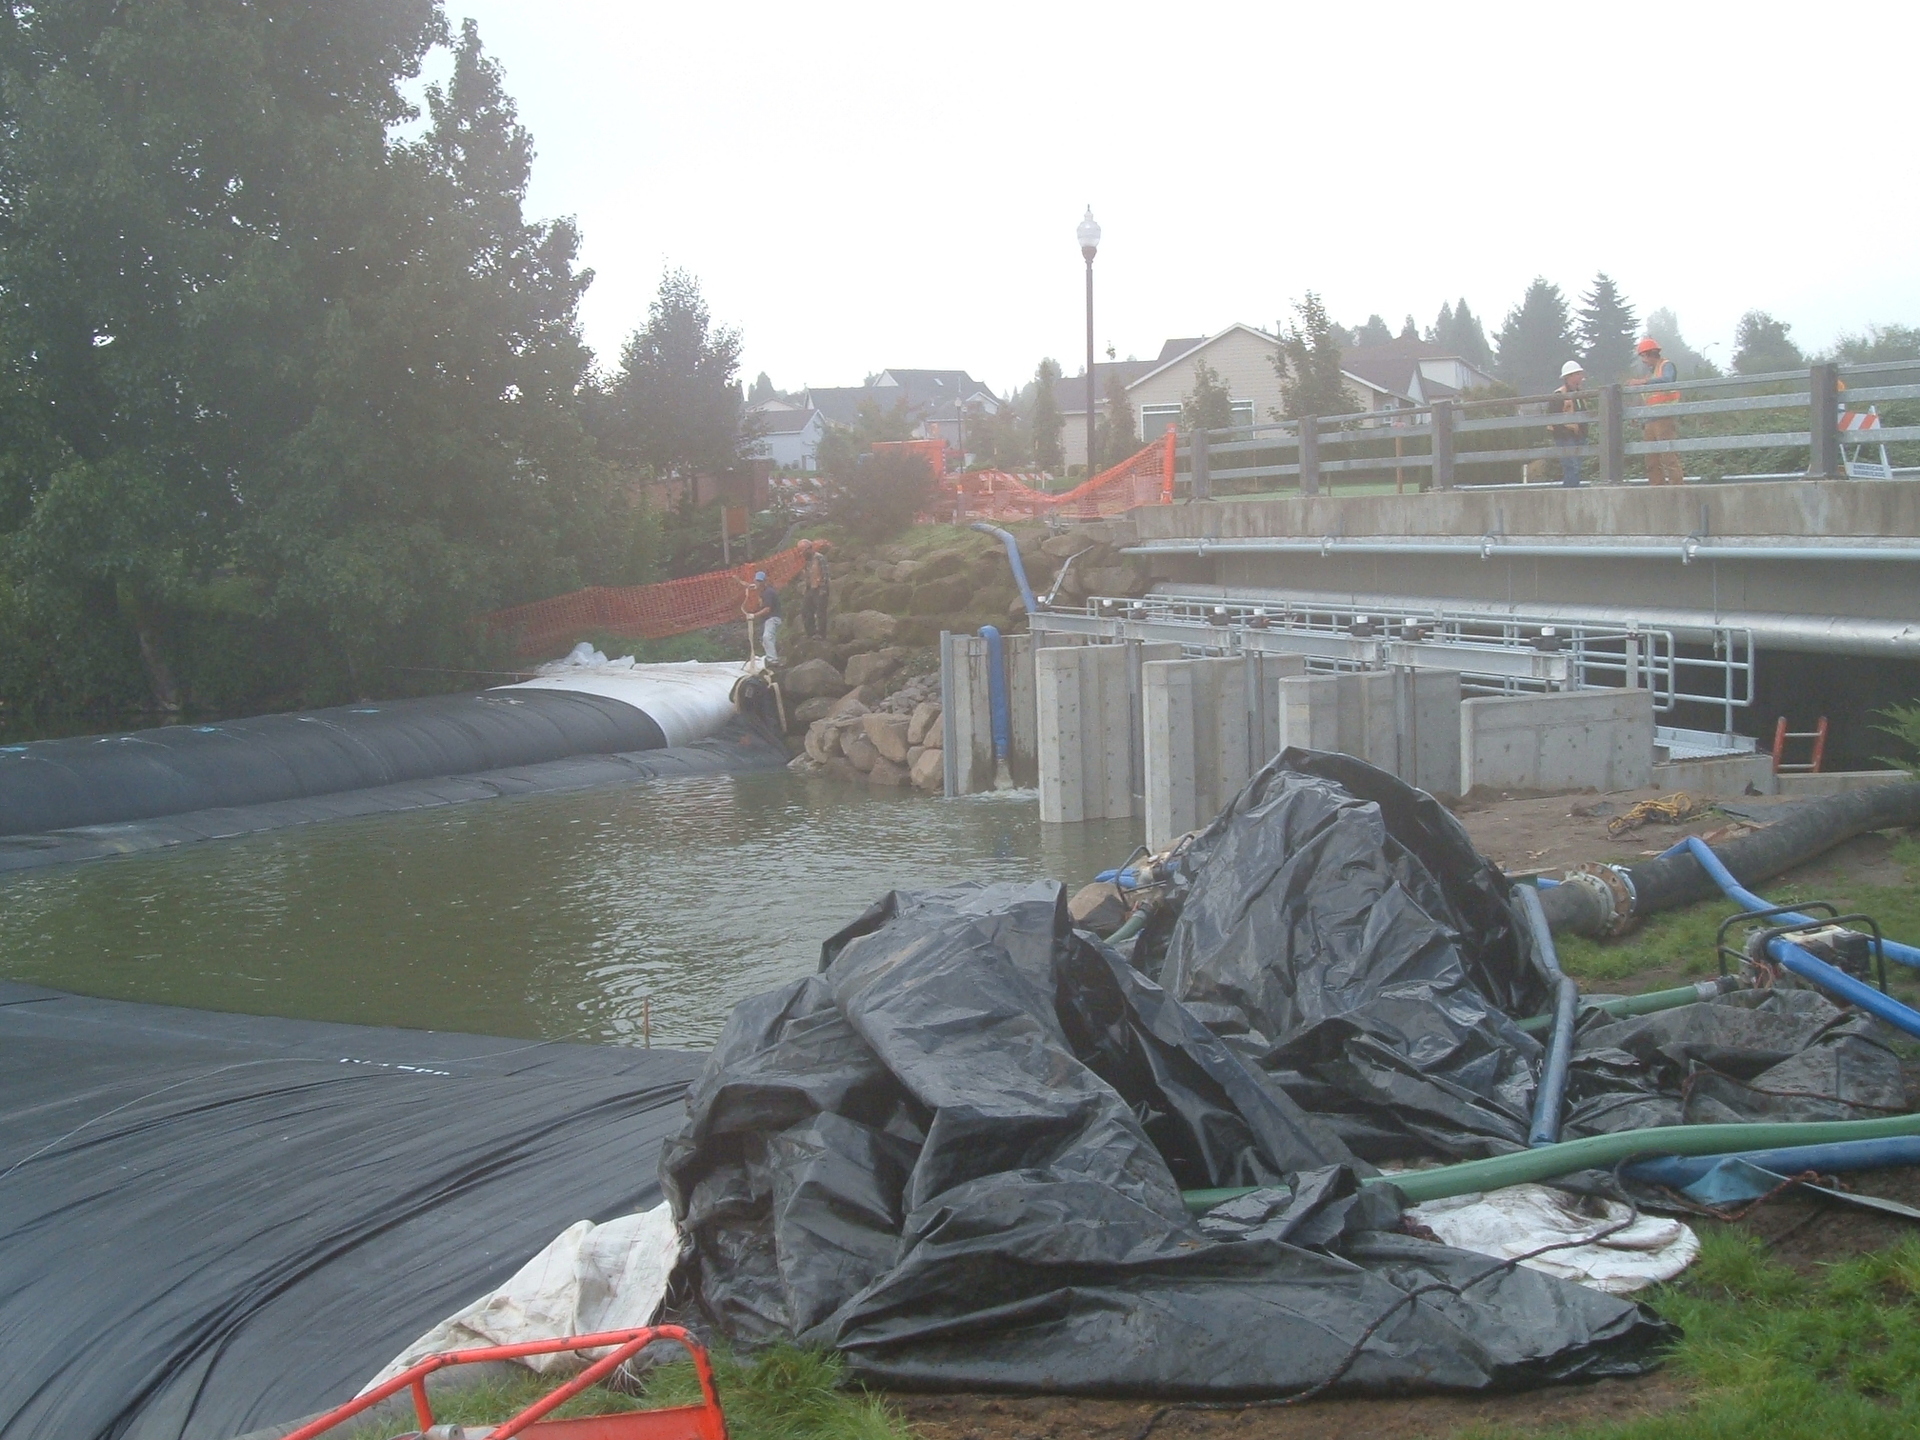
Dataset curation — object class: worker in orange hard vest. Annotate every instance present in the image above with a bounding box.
[1628,336,1684,486]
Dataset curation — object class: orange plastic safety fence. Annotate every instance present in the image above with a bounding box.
[483,548,808,660]
[955,431,1175,521]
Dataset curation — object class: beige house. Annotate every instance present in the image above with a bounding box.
[1061,327,1497,470]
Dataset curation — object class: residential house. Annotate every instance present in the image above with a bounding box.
[802,368,1003,455]
[1338,339,1498,412]
[749,404,826,472]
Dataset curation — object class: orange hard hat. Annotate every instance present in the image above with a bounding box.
[1636,337,1661,355]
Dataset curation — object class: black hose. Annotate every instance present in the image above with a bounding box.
[1538,777,1920,935]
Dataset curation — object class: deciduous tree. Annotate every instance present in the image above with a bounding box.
[1183,359,1236,432]
[1732,311,1805,374]
[1276,293,1349,420]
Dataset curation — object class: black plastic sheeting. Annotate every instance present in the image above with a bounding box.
[0,689,669,837]
[0,714,790,875]
[1145,750,1903,1159]
[662,879,1671,1397]
[0,983,699,1440]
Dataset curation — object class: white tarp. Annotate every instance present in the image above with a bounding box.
[500,653,751,749]
[364,1204,683,1388]
[1406,1184,1699,1295]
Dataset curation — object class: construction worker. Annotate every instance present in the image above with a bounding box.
[744,570,782,664]
[1550,360,1588,487]
[798,539,831,638]
[1629,337,1684,485]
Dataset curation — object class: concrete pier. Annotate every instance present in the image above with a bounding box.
[1035,641,1178,822]
[1460,688,1654,793]
[1275,668,1462,797]
[941,631,1037,795]
[1141,653,1305,849]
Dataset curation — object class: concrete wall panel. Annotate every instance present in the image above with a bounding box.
[1461,688,1654,793]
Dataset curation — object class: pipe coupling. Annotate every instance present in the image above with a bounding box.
[1562,862,1639,936]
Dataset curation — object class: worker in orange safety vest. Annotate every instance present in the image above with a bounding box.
[1628,337,1684,485]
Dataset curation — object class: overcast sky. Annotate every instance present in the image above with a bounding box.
[440,0,1918,398]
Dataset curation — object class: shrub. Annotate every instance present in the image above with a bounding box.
[824,449,937,541]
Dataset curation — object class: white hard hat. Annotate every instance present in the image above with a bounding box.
[1561,360,1585,377]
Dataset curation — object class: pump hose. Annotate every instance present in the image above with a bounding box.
[1180,1112,1920,1212]
[1538,777,1920,937]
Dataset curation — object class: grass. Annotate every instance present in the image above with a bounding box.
[1473,1230,1920,1439]
[341,1344,912,1440]
[1549,832,1920,1013]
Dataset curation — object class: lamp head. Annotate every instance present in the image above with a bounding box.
[1077,206,1101,260]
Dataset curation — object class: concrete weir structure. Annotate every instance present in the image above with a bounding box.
[942,477,1917,841]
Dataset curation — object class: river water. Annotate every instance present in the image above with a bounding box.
[0,774,1140,1049]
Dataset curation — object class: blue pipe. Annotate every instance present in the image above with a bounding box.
[969,522,1039,614]
[1514,884,1579,1147]
[978,625,1011,764]
[1670,835,1920,1038]
[1665,833,1920,969]
[1626,1135,1920,1189]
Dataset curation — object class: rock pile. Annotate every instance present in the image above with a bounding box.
[789,670,943,793]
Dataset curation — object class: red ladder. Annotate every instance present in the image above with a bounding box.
[1772,715,1828,774]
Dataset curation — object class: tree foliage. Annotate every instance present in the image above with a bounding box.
[1826,324,1920,365]
[1494,278,1575,396]
[1351,314,1393,348]
[0,3,629,720]
[1643,308,1720,378]
[1576,273,1639,383]
[603,269,756,482]
[1276,293,1349,420]
[1030,359,1063,472]
[1182,359,1236,432]
[1096,367,1136,468]
[1427,299,1494,371]
[824,447,937,542]
[1733,311,1805,375]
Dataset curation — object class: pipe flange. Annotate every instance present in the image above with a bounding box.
[1563,862,1638,936]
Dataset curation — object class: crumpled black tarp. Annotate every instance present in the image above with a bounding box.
[1151,751,1551,1160]
[662,878,1670,1396]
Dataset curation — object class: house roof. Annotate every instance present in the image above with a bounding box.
[1124,324,1277,393]
[754,407,821,434]
[1339,339,1493,402]
[803,369,1001,428]
[1057,358,1162,417]
[1156,337,1206,364]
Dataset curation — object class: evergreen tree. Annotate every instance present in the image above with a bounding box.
[1732,311,1806,374]
[1494,279,1575,396]
[1181,359,1235,432]
[748,372,776,405]
[1429,298,1493,371]
[1275,293,1349,419]
[1644,309,1719,378]
[607,269,753,483]
[1096,367,1136,467]
[1352,314,1393,348]
[1576,273,1639,383]
[1425,302,1454,345]
[1030,358,1063,472]
[1400,315,1420,341]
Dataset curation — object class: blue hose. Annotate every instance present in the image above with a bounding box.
[1627,1135,1920,1189]
[1672,834,1920,1038]
[1514,884,1578,1147]
[979,625,1010,764]
[1661,834,1920,969]
[969,522,1039,614]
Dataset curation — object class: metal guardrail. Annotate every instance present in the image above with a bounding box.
[1030,593,1756,734]
[1179,359,1920,495]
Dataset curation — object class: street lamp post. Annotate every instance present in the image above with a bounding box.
[1077,207,1100,478]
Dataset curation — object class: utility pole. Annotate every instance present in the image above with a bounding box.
[1077,207,1101,477]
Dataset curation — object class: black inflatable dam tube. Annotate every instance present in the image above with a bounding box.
[0,690,668,836]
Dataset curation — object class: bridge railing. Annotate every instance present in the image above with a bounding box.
[1179,358,1920,496]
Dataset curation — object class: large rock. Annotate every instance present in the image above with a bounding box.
[867,755,908,787]
[909,747,944,792]
[829,609,898,646]
[1068,881,1128,933]
[782,658,844,700]
[907,700,941,746]
[844,650,901,688]
[828,693,870,720]
[792,696,836,727]
[804,720,838,764]
[862,711,911,764]
[842,731,879,772]
[914,550,966,580]
[1041,532,1084,560]
[1083,564,1143,597]
[909,574,973,614]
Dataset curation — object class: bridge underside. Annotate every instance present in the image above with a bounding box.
[1124,480,1920,768]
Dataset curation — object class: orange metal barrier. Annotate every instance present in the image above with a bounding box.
[280,1325,727,1440]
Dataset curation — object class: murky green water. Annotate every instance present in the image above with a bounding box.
[0,774,1139,1049]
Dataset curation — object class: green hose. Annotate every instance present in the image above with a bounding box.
[1181,1112,1920,1212]
[1103,908,1149,944]
[1512,977,1745,1035]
